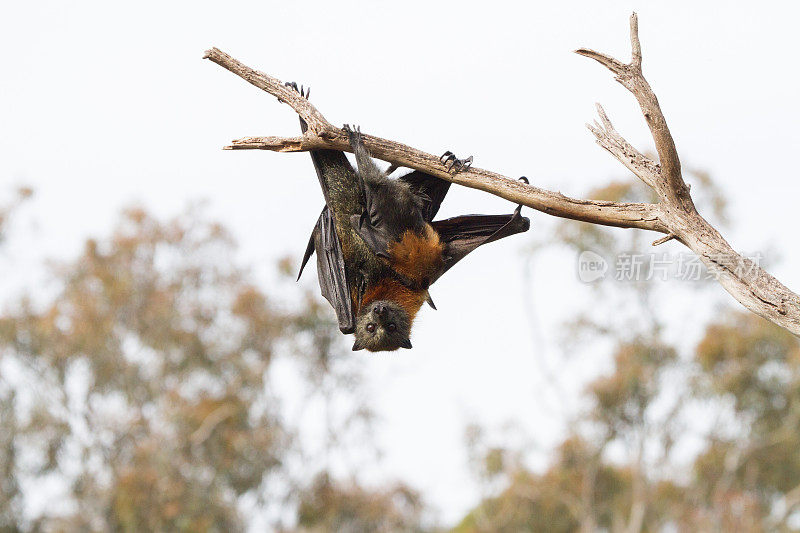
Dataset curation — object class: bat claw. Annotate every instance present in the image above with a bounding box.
[342,124,362,146]
[513,176,530,214]
[440,150,473,174]
[283,81,310,100]
[426,292,437,310]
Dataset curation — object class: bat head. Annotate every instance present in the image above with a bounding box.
[352,300,412,352]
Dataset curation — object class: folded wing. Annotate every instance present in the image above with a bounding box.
[298,207,356,334]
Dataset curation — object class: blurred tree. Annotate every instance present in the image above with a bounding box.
[0,205,419,532]
[5,169,793,532]
[0,186,32,247]
[455,436,639,533]
[548,165,728,340]
[291,472,426,533]
[0,186,33,532]
[455,338,685,532]
[452,170,800,532]
[688,312,800,530]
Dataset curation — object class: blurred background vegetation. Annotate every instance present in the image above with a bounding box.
[1,171,799,532]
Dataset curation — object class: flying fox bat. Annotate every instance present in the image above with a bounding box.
[288,83,530,352]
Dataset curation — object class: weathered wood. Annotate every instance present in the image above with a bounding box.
[204,48,663,232]
[575,14,800,335]
[203,14,800,336]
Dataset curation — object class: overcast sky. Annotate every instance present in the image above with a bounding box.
[3,0,799,525]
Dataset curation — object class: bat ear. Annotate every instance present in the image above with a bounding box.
[400,338,413,350]
[352,339,366,351]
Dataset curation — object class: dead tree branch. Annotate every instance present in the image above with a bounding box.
[203,14,800,336]
[576,13,800,335]
[203,47,664,233]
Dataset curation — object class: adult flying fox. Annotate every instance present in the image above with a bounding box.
[289,83,530,351]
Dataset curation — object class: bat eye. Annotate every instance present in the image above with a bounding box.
[366,323,376,333]
[387,323,396,332]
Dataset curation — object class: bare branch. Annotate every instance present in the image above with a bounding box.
[203,47,335,137]
[587,103,661,188]
[576,13,691,209]
[651,234,675,246]
[573,15,800,334]
[204,19,800,336]
[629,12,642,68]
[203,49,665,233]
[573,49,626,75]
[224,135,332,152]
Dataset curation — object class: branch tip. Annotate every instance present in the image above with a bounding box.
[575,48,625,73]
[651,234,675,246]
[594,103,613,127]
[629,12,642,68]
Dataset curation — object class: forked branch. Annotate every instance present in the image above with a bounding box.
[577,14,690,209]
[574,14,799,335]
[204,14,800,336]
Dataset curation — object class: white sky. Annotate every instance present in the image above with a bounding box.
[2,0,800,526]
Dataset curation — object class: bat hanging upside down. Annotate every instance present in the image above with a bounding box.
[288,83,530,352]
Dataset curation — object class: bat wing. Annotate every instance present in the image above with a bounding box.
[430,205,530,284]
[298,206,356,334]
[398,170,451,221]
[290,84,361,334]
[349,209,392,260]
[297,93,359,208]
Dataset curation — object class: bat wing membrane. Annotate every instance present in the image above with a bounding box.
[398,170,451,221]
[431,206,530,283]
